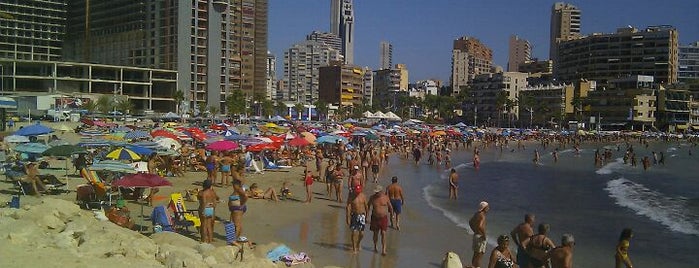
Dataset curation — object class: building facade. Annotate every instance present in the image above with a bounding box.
[679,41,699,82]
[379,41,392,70]
[363,66,373,106]
[588,75,657,130]
[508,35,531,72]
[556,26,679,85]
[330,0,354,64]
[282,40,342,104]
[63,0,268,112]
[318,62,364,107]
[373,64,409,111]
[451,37,493,96]
[467,72,528,127]
[0,0,67,62]
[306,31,342,53]
[550,2,581,66]
[266,51,276,100]
[658,84,692,131]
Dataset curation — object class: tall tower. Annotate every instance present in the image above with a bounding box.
[330,0,354,64]
[0,0,67,62]
[550,2,581,65]
[282,40,343,104]
[379,41,393,70]
[508,35,531,72]
[450,37,493,96]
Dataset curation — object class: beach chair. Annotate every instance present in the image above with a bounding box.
[262,156,292,171]
[78,168,119,208]
[168,192,201,232]
[245,157,264,174]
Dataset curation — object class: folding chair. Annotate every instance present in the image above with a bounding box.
[168,192,201,232]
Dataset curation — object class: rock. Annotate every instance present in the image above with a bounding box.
[207,246,236,264]
[195,243,216,255]
[203,255,217,266]
[151,231,199,248]
[40,214,65,230]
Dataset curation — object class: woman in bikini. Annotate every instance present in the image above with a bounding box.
[228,177,248,239]
[197,180,219,243]
[525,223,556,268]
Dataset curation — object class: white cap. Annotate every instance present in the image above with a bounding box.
[478,201,489,211]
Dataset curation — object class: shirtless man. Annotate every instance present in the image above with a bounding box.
[219,153,234,186]
[346,187,368,254]
[510,214,535,268]
[368,185,393,255]
[371,152,381,183]
[347,166,363,203]
[548,234,575,268]
[197,179,220,243]
[469,201,489,268]
[448,168,459,200]
[386,176,405,230]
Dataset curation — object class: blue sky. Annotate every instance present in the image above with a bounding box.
[269,0,699,83]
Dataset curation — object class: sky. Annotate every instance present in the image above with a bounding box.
[268,0,699,83]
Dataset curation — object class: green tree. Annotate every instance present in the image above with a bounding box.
[197,102,207,117]
[83,100,98,115]
[293,103,305,120]
[519,95,536,128]
[208,106,219,118]
[314,100,329,121]
[225,90,246,116]
[261,99,274,117]
[495,91,509,127]
[173,90,185,114]
[115,97,134,115]
[96,95,113,113]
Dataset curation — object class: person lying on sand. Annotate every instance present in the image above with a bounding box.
[246,183,278,201]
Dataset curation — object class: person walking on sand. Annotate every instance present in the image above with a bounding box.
[510,214,535,268]
[332,164,345,203]
[197,179,220,243]
[448,168,459,200]
[615,228,634,268]
[386,176,405,230]
[469,201,489,268]
[346,186,368,254]
[368,185,393,256]
[371,152,381,183]
[547,234,575,268]
[324,159,336,198]
[304,170,314,203]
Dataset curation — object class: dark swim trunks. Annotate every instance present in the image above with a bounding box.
[350,213,366,231]
[229,204,247,213]
[370,214,388,231]
[390,199,402,214]
[371,165,379,173]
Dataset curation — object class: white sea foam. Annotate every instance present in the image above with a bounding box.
[667,147,678,152]
[605,178,699,235]
[422,184,472,232]
[596,157,625,175]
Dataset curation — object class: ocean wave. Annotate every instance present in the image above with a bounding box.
[667,147,678,152]
[595,157,625,175]
[605,178,699,236]
[422,184,499,247]
[422,184,472,232]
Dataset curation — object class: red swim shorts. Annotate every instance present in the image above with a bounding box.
[370,215,388,231]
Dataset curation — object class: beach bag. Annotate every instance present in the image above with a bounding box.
[224,221,236,245]
[441,251,463,268]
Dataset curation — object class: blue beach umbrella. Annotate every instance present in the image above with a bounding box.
[14,122,53,136]
[106,148,142,161]
[125,145,154,156]
[124,130,151,140]
[316,135,348,144]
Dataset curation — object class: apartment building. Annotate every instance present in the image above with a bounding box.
[282,40,342,104]
[451,37,493,95]
[318,61,364,107]
[468,72,528,126]
[330,0,354,64]
[373,64,409,111]
[379,41,393,70]
[588,75,657,130]
[550,2,581,66]
[508,35,531,72]
[679,41,699,82]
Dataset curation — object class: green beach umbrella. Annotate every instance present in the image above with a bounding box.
[42,145,88,157]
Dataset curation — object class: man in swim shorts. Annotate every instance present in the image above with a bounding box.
[369,185,393,255]
[386,176,405,230]
[346,187,368,254]
[198,179,220,243]
[469,201,489,268]
[510,214,535,268]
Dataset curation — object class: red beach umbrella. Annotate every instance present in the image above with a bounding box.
[151,129,180,140]
[246,143,279,152]
[113,173,172,188]
[288,137,311,147]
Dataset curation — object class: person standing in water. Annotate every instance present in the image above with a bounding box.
[386,176,405,230]
[448,168,459,200]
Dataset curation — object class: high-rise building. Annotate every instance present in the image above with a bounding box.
[63,0,269,111]
[379,41,393,70]
[266,51,277,100]
[679,41,699,82]
[550,2,581,65]
[363,67,373,107]
[0,0,67,61]
[556,26,679,85]
[330,0,354,64]
[373,64,409,110]
[319,61,364,107]
[468,72,528,126]
[508,35,532,72]
[282,40,343,104]
[306,31,342,53]
[451,37,493,96]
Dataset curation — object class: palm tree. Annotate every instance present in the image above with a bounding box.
[83,100,98,116]
[96,95,112,114]
[314,100,329,121]
[173,90,185,114]
[208,106,219,119]
[495,91,509,127]
[225,90,246,116]
[197,102,207,117]
[505,98,517,128]
[261,99,274,118]
[293,103,305,120]
[116,98,134,115]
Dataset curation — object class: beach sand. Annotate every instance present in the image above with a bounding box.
[1,121,416,268]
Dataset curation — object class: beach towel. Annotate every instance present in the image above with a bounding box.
[224,221,236,245]
[281,252,311,266]
[266,244,292,262]
[151,205,174,232]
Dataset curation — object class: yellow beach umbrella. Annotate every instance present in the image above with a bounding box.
[106,148,142,161]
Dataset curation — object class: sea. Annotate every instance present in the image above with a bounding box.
[276,140,699,268]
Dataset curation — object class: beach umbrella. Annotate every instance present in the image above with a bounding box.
[154,137,181,150]
[42,145,87,157]
[106,148,142,161]
[151,129,179,140]
[288,137,311,147]
[48,140,71,147]
[132,141,161,149]
[252,137,274,143]
[301,132,316,143]
[246,143,279,152]
[3,135,29,143]
[79,129,106,136]
[90,160,138,173]
[14,143,49,154]
[54,124,74,132]
[124,145,154,156]
[430,130,447,137]
[76,139,113,147]
[124,130,151,140]
[113,173,172,232]
[206,140,239,151]
[316,135,348,144]
[14,122,53,136]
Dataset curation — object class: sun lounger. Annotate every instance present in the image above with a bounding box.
[262,157,292,171]
[168,192,201,232]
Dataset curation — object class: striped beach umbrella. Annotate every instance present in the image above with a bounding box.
[106,148,142,161]
[124,130,151,140]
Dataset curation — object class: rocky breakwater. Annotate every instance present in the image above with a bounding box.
[0,198,312,268]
